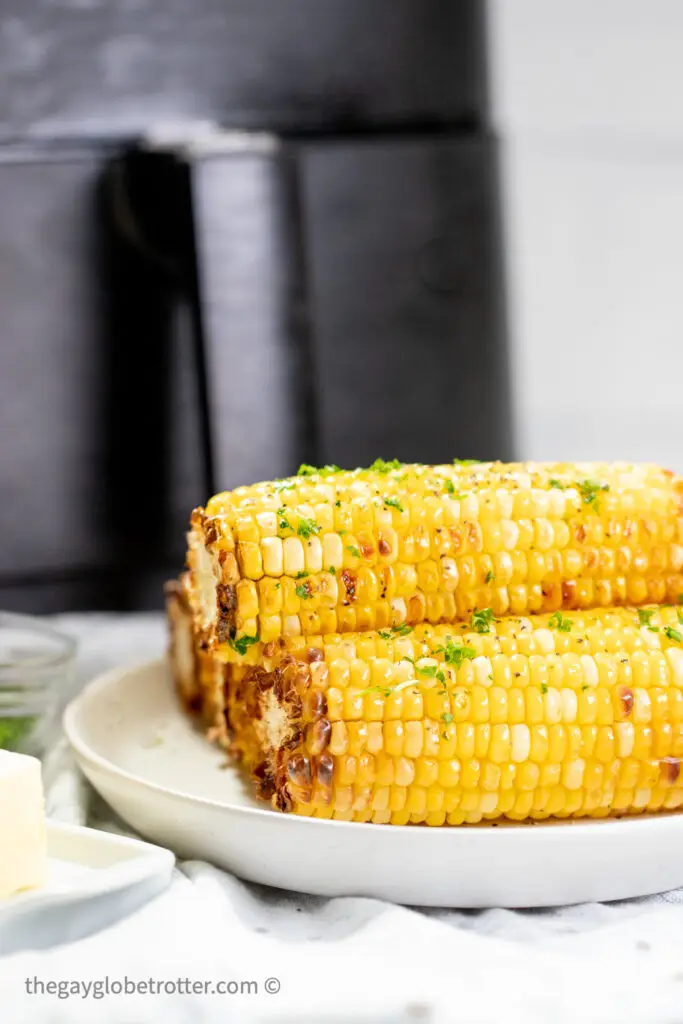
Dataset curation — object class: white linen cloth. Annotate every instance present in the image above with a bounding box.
[2,613,683,1023]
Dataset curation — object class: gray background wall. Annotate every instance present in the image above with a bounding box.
[490,0,683,469]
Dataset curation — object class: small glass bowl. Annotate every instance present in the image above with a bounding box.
[0,612,77,757]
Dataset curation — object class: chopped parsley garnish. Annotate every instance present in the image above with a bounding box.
[581,684,589,691]
[297,464,341,477]
[664,626,683,644]
[548,611,572,633]
[328,565,337,575]
[383,496,405,513]
[484,570,495,584]
[576,478,610,510]
[227,634,260,656]
[436,670,446,684]
[378,623,413,640]
[439,640,477,668]
[274,582,281,590]
[445,479,456,495]
[541,683,548,694]
[273,479,295,493]
[441,712,454,725]
[359,685,393,698]
[346,544,361,558]
[295,570,309,579]
[637,608,657,629]
[297,517,320,539]
[334,499,342,508]
[453,459,481,466]
[295,583,312,599]
[416,663,438,679]
[471,608,495,634]
[548,479,565,490]
[277,506,291,531]
[368,458,402,474]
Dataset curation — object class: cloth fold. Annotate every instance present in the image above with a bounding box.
[2,613,682,1023]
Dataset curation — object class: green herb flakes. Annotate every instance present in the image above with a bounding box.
[368,458,403,474]
[576,478,610,510]
[440,640,477,668]
[471,608,495,634]
[297,464,341,477]
[297,517,320,539]
[378,623,414,640]
[227,634,260,657]
[548,611,572,633]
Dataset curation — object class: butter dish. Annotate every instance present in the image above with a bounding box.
[0,821,175,955]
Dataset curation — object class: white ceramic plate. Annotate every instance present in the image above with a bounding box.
[64,659,683,908]
[1,820,175,953]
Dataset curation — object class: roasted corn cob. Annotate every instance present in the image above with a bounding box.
[165,576,228,746]
[221,606,683,824]
[188,461,683,649]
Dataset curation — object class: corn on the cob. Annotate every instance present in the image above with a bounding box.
[188,461,683,649]
[220,605,683,824]
[165,576,228,746]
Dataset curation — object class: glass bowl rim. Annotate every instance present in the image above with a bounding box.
[0,611,77,672]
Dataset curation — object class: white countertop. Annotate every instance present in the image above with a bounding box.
[2,612,683,1023]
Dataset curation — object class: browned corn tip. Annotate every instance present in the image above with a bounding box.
[189,506,206,530]
[619,687,634,717]
[662,757,681,784]
[317,753,334,787]
[302,689,327,722]
[305,719,331,756]
[287,753,312,788]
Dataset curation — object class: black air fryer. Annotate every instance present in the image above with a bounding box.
[0,1,511,611]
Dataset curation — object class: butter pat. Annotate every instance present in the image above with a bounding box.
[0,750,46,899]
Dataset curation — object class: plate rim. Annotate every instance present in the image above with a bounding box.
[64,657,683,842]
